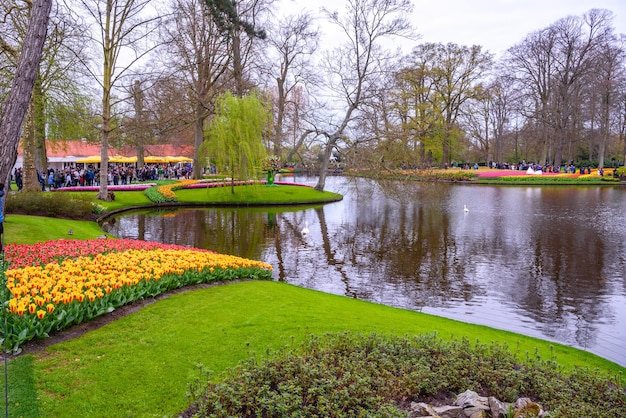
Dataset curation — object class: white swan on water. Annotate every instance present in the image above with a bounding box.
[301,221,309,236]
[464,204,469,213]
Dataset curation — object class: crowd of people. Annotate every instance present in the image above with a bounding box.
[12,163,193,191]
[485,160,609,175]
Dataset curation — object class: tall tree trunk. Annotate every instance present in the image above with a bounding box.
[442,128,451,165]
[598,93,610,169]
[286,129,313,163]
[315,135,336,192]
[232,31,243,96]
[0,0,52,190]
[133,80,146,169]
[97,90,111,200]
[193,102,205,179]
[34,76,48,174]
[97,0,113,201]
[274,76,285,155]
[22,102,41,191]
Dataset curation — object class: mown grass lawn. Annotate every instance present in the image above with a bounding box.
[3,281,623,417]
[81,182,341,212]
[4,214,112,244]
[2,183,624,417]
[174,182,342,205]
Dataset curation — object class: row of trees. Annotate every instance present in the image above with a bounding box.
[1,0,625,199]
[358,8,626,172]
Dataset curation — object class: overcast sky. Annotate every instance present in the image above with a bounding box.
[280,0,626,57]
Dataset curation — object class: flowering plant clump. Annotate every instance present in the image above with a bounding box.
[91,202,106,214]
[1,239,273,352]
[477,171,580,179]
[180,180,255,190]
[156,184,179,201]
[144,180,200,202]
[144,185,174,203]
[261,156,281,172]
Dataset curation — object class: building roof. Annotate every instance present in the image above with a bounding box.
[18,140,195,159]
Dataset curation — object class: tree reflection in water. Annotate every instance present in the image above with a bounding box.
[103,177,626,367]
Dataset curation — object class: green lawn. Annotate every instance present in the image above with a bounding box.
[3,281,622,417]
[174,182,342,205]
[2,185,624,417]
[4,214,112,244]
[90,182,342,211]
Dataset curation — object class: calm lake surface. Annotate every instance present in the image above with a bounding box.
[103,176,626,367]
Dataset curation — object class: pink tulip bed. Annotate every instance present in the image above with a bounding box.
[476,170,580,178]
[474,170,622,184]
[179,180,256,190]
[179,180,313,189]
[53,183,157,192]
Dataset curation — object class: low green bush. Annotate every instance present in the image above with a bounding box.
[184,332,625,417]
[6,191,99,219]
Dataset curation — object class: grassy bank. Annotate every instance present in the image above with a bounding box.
[4,214,112,244]
[3,281,623,417]
[6,182,342,214]
[2,184,624,417]
[102,181,341,211]
[352,167,624,185]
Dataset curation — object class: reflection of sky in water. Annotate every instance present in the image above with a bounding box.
[106,177,626,367]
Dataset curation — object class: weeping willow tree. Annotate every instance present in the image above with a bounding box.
[203,91,270,193]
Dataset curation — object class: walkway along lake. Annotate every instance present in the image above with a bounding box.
[103,176,626,367]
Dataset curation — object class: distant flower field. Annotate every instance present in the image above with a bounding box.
[476,170,581,178]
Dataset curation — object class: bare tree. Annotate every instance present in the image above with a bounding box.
[429,43,493,164]
[161,0,231,179]
[586,28,624,168]
[506,9,616,167]
[505,26,557,165]
[72,0,160,200]
[264,12,319,156]
[314,0,414,191]
[550,9,614,167]
[461,78,514,164]
[620,87,626,164]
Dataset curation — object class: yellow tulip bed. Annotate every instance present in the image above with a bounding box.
[158,180,198,201]
[1,239,273,353]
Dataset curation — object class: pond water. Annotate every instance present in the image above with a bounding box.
[103,176,626,367]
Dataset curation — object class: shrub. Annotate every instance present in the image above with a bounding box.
[184,333,626,417]
[6,191,98,219]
